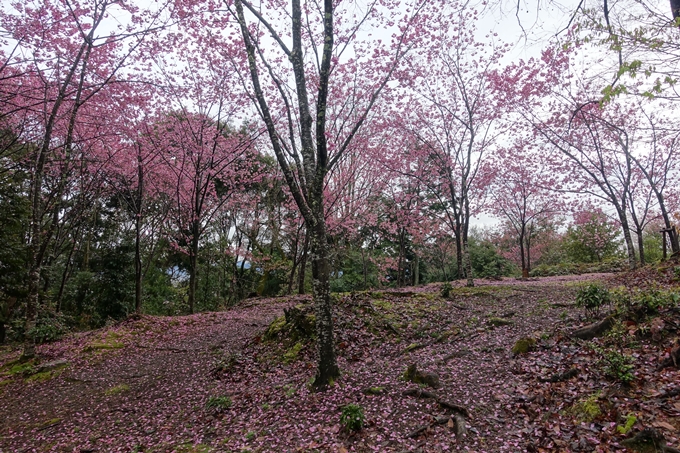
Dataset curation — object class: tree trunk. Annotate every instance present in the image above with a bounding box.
[454,231,463,279]
[188,222,200,314]
[617,209,637,270]
[413,253,419,286]
[309,221,340,387]
[636,228,645,266]
[298,232,309,295]
[134,152,144,313]
[463,240,474,287]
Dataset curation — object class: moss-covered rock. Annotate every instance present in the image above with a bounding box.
[263,304,317,343]
[403,364,440,388]
[488,317,514,327]
[512,337,537,355]
[263,315,287,341]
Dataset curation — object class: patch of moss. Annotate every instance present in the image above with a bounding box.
[435,328,460,342]
[512,337,537,355]
[283,342,303,363]
[34,418,61,430]
[26,371,54,383]
[569,393,602,422]
[263,315,287,341]
[403,342,421,353]
[616,414,637,435]
[373,299,393,310]
[9,362,35,375]
[488,317,514,327]
[105,384,130,396]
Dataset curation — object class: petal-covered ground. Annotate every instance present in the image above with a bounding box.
[0,271,678,453]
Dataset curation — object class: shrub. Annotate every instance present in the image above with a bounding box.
[340,403,365,431]
[205,395,232,412]
[26,309,69,344]
[600,349,635,384]
[576,283,611,318]
[440,282,452,298]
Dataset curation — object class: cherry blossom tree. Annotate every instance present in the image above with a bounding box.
[0,0,171,358]
[488,139,563,277]
[147,112,257,313]
[174,0,435,386]
[393,6,508,286]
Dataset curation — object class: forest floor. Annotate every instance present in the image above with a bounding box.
[1,269,679,453]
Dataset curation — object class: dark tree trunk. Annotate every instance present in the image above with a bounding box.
[134,151,144,313]
[309,220,340,387]
[672,0,680,22]
[187,221,200,314]
[298,232,309,295]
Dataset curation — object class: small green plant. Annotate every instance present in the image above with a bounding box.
[576,283,611,318]
[600,349,635,384]
[340,403,365,431]
[440,282,453,298]
[569,393,602,422]
[283,383,296,397]
[616,414,637,434]
[205,395,232,412]
[245,431,256,441]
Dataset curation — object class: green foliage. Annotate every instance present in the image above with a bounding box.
[440,282,452,298]
[468,236,514,278]
[569,393,602,422]
[330,248,380,292]
[530,262,580,277]
[599,349,635,384]
[641,227,663,263]
[564,211,621,263]
[205,395,232,412]
[613,286,679,320]
[283,342,303,363]
[617,414,637,435]
[20,307,70,344]
[576,283,611,318]
[340,404,365,431]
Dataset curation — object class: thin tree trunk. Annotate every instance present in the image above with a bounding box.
[413,253,419,286]
[463,240,474,287]
[309,221,339,387]
[188,222,200,314]
[298,232,309,295]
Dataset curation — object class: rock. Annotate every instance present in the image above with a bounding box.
[512,337,536,355]
[488,317,513,327]
[36,359,69,373]
[403,364,440,388]
[571,316,615,340]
